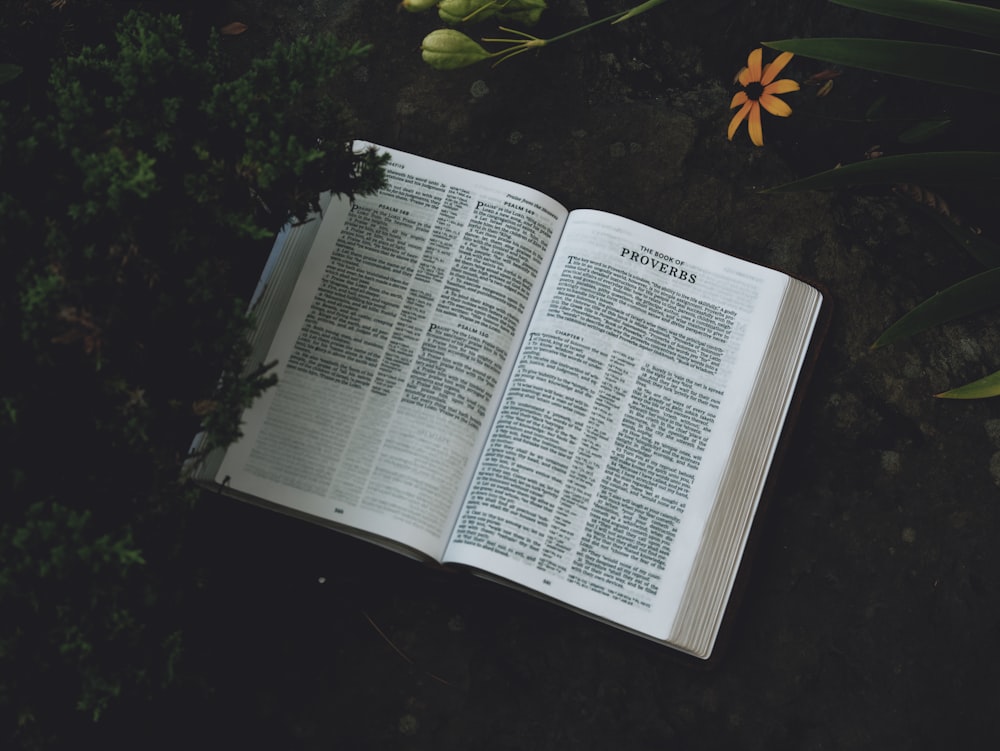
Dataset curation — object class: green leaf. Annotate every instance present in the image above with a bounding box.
[0,64,22,85]
[613,0,671,24]
[832,0,1000,41]
[898,118,951,144]
[764,38,1000,94]
[935,369,1000,398]
[767,151,1000,191]
[865,95,888,119]
[872,265,1000,348]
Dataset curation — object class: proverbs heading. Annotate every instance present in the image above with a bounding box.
[621,246,697,284]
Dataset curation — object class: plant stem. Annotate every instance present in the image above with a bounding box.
[543,11,631,46]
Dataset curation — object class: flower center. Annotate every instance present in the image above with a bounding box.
[745,81,764,101]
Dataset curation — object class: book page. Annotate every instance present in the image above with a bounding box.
[213,146,567,561]
[443,209,791,638]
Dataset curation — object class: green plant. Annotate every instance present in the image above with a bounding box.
[0,8,386,746]
[409,0,671,69]
[764,0,1000,397]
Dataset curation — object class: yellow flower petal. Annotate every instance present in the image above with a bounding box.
[760,51,794,86]
[764,78,800,95]
[745,48,762,83]
[728,100,752,141]
[748,102,764,146]
[759,93,793,117]
[728,49,800,146]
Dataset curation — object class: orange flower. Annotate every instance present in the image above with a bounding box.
[728,48,799,146]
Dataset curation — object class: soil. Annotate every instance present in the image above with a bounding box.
[89,1,1000,748]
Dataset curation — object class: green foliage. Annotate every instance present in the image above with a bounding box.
[768,151,1000,191]
[202,36,388,229]
[0,64,21,85]
[413,0,671,69]
[832,0,1000,39]
[765,0,1000,397]
[432,0,549,27]
[0,7,386,746]
[936,369,1000,398]
[0,502,151,723]
[898,116,951,143]
[872,266,1000,348]
[767,37,1000,94]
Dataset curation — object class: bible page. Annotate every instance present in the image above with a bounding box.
[443,209,792,639]
[213,145,567,561]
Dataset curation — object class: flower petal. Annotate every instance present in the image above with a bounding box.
[727,100,752,141]
[745,48,762,83]
[764,78,800,95]
[761,51,794,86]
[730,90,749,109]
[759,93,793,117]
[748,102,764,146]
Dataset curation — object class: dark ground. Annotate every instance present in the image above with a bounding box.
[103,1,1000,748]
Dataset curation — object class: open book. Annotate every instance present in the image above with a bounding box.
[192,143,824,660]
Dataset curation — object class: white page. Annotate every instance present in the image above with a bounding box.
[443,209,790,638]
[214,146,567,560]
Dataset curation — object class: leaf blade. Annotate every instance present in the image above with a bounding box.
[831,0,1000,41]
[613,0,671,24]
[872,265,1000,348]
[764,38,1000,94]
[898,118,951,144]
[767,151,1000,192]
[935,369,1000,399]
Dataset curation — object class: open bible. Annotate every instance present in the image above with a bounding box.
[192,142,825,659]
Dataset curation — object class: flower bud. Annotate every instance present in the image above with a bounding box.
[420,29,492,69]
[498,0,546,26]
[438,0,498,25]
[399,0,438,12]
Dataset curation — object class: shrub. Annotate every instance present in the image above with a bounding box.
[0,9,386,746]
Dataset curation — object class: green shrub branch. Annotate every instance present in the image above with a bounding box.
[0,8,387,745]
